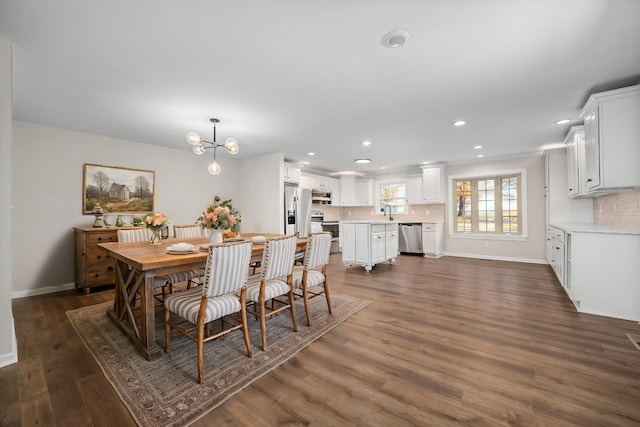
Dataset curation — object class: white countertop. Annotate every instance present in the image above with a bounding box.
[551,223,640,235]
[339,220,399,224]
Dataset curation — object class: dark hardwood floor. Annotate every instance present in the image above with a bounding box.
[2,255,640,426]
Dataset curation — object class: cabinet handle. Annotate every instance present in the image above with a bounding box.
[569,188,573,191]
[586,178,592,182]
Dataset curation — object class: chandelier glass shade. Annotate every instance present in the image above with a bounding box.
[186,118,239,175]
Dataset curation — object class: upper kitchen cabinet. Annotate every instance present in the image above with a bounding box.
[339,176,374,206]
[355,179,375,206]
[284,163,301,183]
[545,148,592,225]
[420,164,446,204]
[339,176,356,206]
[405,176,423,204]
[580,85,640,193]
[565,125,589,198]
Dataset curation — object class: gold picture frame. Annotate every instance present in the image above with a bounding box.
[83,163,155,214]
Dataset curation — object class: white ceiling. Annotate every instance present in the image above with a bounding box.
[1,0,639,175]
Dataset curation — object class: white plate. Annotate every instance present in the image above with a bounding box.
[166,249,199,255]
[168,243,196,252]
[251,235,266,244]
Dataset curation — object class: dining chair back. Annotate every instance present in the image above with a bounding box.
[246,235,298,351]
[292,232,332,326]
[117,228,151,243]
[117,227,205,300]
[174,224,204,239]
[164,240,254,384]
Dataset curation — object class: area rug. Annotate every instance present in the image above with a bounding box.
[67,294,369,426]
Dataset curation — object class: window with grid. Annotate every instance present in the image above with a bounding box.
[454,173,522,235]
[378,183,406,215]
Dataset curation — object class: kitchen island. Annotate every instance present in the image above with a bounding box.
[341,220,398,272]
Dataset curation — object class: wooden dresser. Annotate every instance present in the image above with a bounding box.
[74,226,139,294]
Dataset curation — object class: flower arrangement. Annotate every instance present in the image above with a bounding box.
[197,196,241,233]
[146,212,168,230]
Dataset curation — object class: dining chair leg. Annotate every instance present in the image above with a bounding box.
[288,283,298,332]
[259,298,267,351]
[302,283,312,326]
[197,322,205,384]
[164,307,171,352]
[324,278,332,314]
[240,291,252,357]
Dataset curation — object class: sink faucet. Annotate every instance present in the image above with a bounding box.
[383,204,393,221]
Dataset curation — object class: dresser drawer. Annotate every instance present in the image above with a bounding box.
[85,260,116,285]
[88,232,118,246]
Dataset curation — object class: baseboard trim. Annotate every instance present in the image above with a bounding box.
[12,282,76,299]
[443,252,548,265]
[0,318,18,368]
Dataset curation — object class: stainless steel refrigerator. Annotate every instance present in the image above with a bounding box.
[284,183,312,236]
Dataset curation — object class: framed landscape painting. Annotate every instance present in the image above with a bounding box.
[83,163,155,214]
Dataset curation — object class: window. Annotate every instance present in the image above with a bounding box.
[453,172,522,236]
[378,182,406,214]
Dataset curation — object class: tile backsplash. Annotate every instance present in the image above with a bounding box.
[594,188,640,229]
[314,204,445,222]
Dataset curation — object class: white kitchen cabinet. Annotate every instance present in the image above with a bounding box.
[385,223,398,259]
[284,163,301,183]
[421,164,446,204]
[544,149,592,226]
[355,179,375,206]
[330,178,340,206]
[547,226,565,287]
[580,85,640,193]
[565,126,589,198]
[341,221,398,272]
[339,176,356,206]
[558,225,640,322]
[405,176,422,205]
[422,222,444,258]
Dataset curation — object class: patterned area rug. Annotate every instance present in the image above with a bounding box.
[67,294,369,426]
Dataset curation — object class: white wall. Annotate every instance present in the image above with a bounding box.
[11,121,241,295]
[445,155,546,262]
[0,39,17,367]
[236,152,284,233]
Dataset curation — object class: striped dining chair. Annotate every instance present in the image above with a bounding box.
[174,224,204,239]
[246,235,298,351]
[116,228,201,301]
[173,224,207,288]
[164,240,253,384]
[292,232,332,326]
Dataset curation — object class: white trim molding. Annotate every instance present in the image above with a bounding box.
[443,251,548,265]
[0,318,18,368]
[12,282,76,299]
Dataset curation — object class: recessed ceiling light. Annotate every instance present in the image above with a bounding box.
[474,145,483,149]
[308,152,315,156]
[301,161,310,165]
[381,30,410,48]
[355,159,371,164]
[380,166,387,170]
[454,120,467,127]
[362,140,372,146]
[477,154,485,158]
[555,119,571,125]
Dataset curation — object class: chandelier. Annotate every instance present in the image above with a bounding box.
[186,118,239,175]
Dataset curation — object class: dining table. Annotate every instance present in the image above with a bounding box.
[99,233,307,360]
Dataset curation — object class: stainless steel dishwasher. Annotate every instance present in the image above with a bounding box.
[399,223,423,255]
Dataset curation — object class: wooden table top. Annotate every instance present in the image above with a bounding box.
[99,235,306,271]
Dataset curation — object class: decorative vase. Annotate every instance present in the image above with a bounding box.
[209,228,223,244]
[150,228,162,246]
